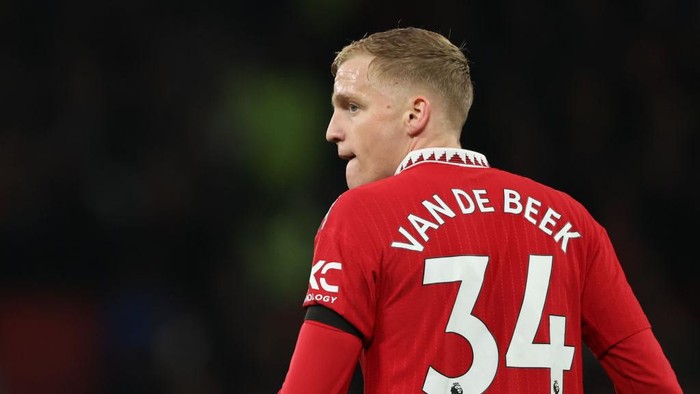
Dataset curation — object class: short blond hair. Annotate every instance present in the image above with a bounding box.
[332,27,474,129]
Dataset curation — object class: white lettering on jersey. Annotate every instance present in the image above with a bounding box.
[391,226,425,252]
[392,189,496,252]
[409,214,439,242]
[309,260,342,292]
[422,194,456,224]
[553,223,581,253]
[391,188,581,253]
[304,293,338,303]
[390,195,457,252]
[503,189,581,252]
[453,188,476,213]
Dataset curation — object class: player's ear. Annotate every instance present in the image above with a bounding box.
[405,96,430,137]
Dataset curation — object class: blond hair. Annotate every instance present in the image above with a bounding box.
[331,27,474,129]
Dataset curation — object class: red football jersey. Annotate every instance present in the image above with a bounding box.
[302,148,650,394]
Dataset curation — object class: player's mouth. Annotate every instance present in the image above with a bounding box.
[339,152,356,161]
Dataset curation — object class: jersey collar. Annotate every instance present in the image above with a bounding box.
[395,147,490,175]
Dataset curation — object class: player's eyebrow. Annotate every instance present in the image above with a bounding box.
[331,92,352,108]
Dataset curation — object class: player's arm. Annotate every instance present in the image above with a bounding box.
[279,306,363,394]
[598,328,682,393]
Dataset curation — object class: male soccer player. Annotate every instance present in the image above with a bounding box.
[279,27,682,393]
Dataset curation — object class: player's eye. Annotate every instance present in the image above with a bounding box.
[348,103,359,112]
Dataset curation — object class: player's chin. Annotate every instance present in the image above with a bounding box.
[345,160,363,189]
[345,173,359,189]
[346,164,384,189]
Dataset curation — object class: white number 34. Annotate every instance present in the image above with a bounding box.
[422,255,575,394]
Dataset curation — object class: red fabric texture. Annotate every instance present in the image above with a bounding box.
[279,320,362,394]
[599,328,682,393]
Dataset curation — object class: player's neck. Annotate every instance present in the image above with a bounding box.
[407,133,462,153]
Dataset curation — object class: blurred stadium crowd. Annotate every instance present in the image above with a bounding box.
[1,1,697,393]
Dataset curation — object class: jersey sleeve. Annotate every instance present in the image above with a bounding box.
[301,192,382,343]
[580,225,651,357]
[279,320,363,394]
[598,328,682,393]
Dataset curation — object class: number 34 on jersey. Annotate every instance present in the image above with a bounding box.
[422,254,575,394]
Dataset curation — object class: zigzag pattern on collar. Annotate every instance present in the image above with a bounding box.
[395,148,489,175]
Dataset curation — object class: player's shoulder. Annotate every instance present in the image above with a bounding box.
[318,178,404,230]
[327,182,387,213]
[338,175,405,205]
[495,167,597,220]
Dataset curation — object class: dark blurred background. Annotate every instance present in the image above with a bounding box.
[0,0,697,393]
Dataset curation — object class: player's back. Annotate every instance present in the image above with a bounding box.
[307,148,649,393]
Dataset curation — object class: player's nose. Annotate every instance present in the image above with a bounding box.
[325,112,344,143]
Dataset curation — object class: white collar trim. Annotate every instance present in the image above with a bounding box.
[395,147,489,175]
